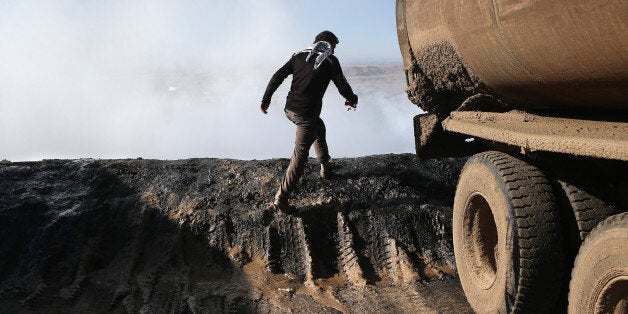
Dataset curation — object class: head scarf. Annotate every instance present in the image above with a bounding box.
[304,41,333,70]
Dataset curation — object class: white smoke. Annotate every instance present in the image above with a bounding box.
[0,1,418,161]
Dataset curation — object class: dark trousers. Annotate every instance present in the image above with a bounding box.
[275,109,330,201]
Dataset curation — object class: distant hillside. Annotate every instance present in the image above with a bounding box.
[343,65,409,102]
[139,64,410,101]
[345,64,404,78]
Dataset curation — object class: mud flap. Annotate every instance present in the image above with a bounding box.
[413,113,483,160]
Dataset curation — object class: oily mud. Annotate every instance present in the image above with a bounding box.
[405,42,496,118]
[0,154,472,313]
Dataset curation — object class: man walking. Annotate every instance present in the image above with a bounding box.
[260,30,358,212]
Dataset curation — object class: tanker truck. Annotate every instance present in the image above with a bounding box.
[396,1,628,312]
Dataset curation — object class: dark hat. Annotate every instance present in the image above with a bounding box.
[314,31,339,45]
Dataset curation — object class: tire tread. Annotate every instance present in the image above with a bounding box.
[560,182,616,240]
[568,212,628,313]
[471,151,566,313]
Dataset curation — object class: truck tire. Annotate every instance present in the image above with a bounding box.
[568,212,628,314]
[453,151,566,313]
[559,181,616,241]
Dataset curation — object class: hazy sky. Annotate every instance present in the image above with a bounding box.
[0,1,418,161]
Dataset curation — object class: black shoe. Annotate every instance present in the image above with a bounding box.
[320,161,336,179]
[273,198,296,214]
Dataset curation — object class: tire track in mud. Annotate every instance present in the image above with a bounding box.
[0,154,472,312]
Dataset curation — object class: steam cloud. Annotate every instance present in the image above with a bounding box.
[0,1,419,161]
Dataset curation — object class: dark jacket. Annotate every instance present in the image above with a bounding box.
[262,51,358,118]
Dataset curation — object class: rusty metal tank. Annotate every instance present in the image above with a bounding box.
[397,0,628,114]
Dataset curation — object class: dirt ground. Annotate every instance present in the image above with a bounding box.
[0,154,472,313]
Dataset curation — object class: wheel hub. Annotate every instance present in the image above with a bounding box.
[463,193,498,290]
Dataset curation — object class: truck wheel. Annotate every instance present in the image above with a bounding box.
[568,212,628,314]
[559,181,616,241]
[453,151,566,313]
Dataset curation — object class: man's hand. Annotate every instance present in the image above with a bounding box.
[345,99,357,111]
[260,102,270,114]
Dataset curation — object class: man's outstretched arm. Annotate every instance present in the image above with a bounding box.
[261,58,293,114]
[331,61,358,109]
